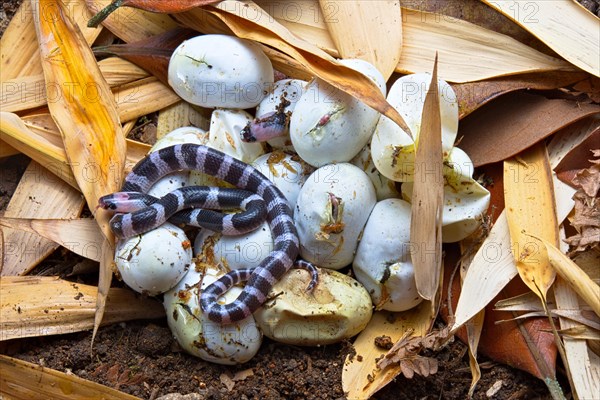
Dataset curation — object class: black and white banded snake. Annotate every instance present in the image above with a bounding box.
[99,144,318,324]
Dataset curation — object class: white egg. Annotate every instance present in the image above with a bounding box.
[352,199,423,312]
[207,109,265,163]
[194,221,273,271]
[150,126,209,152]
[290,59,386,167]
[294,163,376,269]
[252,151,313,208]
[254,268,373,346]
[168,34,274,109]
[255,79,307,150]
[401,147,491,243]
[371,73,458,182]
[350,144,401,201]
[164,266,262,365]
[114,222,192,296]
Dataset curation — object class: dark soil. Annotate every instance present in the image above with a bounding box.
[0,1,569,399]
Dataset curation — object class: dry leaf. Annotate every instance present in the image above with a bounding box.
[255,0,575,82]
[0,0,100,82]
[442,249,558,382]
[0,276,164,341]
[452,71,589,119]
[480,0,600,76]
[342,303,434,399]
[318,1,402,79]
[175,1,412,135]
[85,0,178,43]
[0,218,104,263]
[376,326,449,373]
[32,0,126,240]
[554,129,600,187]
[88,0,223,27]
[410,56,443,304]
[0,355,140,400]
[504,143,558,298]
[459,93,600,168]
[93,28,197,86]
[0,165,84,276]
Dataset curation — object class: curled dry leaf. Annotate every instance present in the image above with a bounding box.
[459,93,600,168]
[93,28,198,86]
[452,71,589,119]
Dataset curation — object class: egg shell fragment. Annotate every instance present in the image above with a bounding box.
[371,73,458,182]
[353,199,423,312]
[290,59,386,167]
[207,109,265,163]
[401,147,491,243]
[194,221,273,271]
[254,268,373,346]
[252,151,313,208]
[164,266,262,365]
[255,79,307,150]
[168,34,274,109]
[294,163,376,269]
[114,222,192,296]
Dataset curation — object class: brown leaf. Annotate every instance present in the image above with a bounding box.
[441,246,558,381]
[565,156,600,254]
[88,0,222,27]
[93,28,197,86]
[452,71,588,119]
[555,126,600,186]
[175,1,412,136]
[459,92,600,167]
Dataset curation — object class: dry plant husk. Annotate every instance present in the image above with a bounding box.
[0,354,142,399]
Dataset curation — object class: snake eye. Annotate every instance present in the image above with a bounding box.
[109,203,117,210]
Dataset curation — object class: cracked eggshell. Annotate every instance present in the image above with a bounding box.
[294,163,376,269]
[164,266,262,365]
[114,222,192,296]
[352,199,423,312]
[168,34,274,109]
[207,109,265,163]
[402,147,491,243]
[254,268,372,345]
[351,144,401,201]
[194,221,273,271]
[290,59,386,167]
[252,151,313,208]
[371,73,458,182]
[255,79,307,150]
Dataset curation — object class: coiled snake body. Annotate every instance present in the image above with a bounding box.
[100,144,316,324]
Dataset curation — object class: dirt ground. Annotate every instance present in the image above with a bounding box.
[1,0,585,398]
